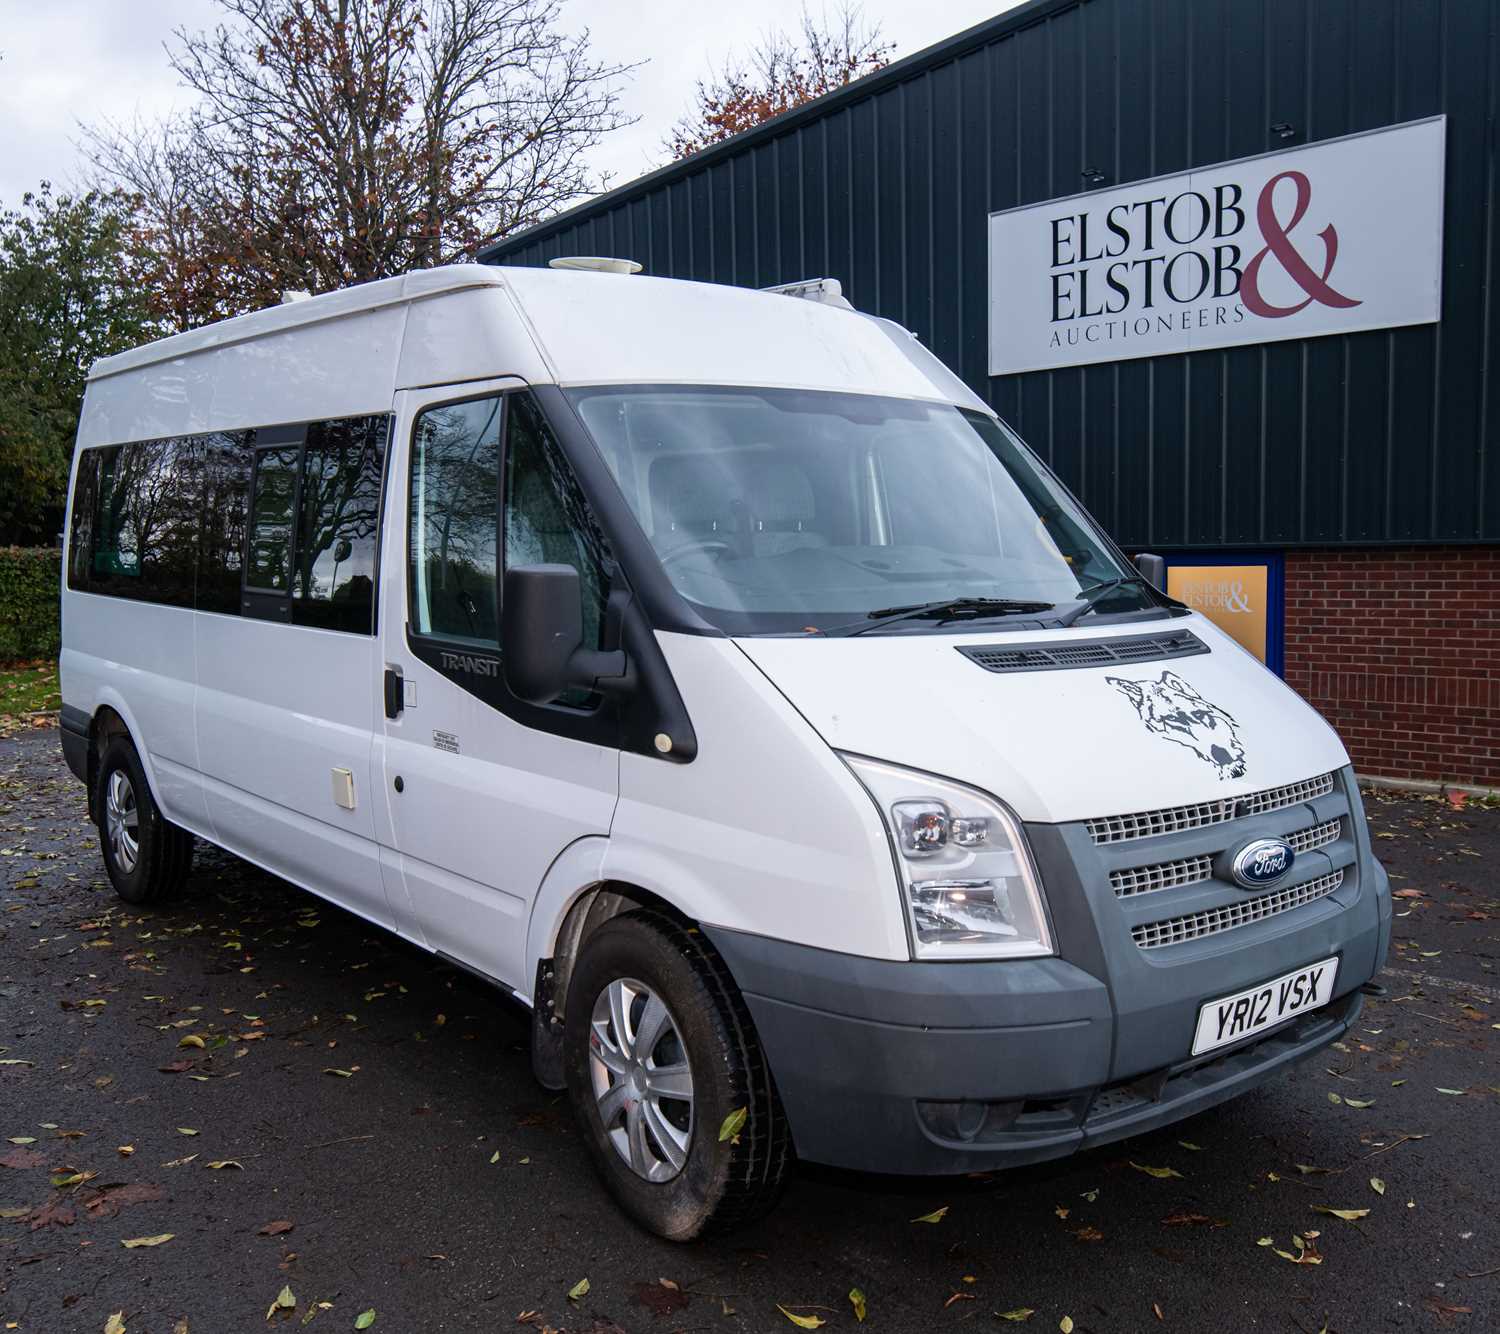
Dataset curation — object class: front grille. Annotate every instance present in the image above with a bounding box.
[1087,773,1337,845]
[1131,870,1345,950]
[957,629,1207,675]
[1110,853,1214,898]
[1109,817,1343,899]
[1288,818,1341,855]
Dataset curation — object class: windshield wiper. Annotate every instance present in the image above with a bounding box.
[818,596,1055,638]
[1056,574,1156,627]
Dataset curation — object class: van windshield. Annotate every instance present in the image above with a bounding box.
[568,386,1160,636]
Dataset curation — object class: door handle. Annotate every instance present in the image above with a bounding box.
[383,667,404,720]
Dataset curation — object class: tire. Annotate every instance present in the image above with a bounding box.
[94,735,193,905]
[563,910,792,1240]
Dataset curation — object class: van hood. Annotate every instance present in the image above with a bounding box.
[733,615,1349,825]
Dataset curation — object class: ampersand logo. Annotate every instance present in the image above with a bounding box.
[1241,170,1362,318]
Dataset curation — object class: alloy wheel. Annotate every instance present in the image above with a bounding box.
[105,768,140,875]
[587,977,695,1182]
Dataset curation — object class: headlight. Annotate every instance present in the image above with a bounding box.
[842,754,1053,961]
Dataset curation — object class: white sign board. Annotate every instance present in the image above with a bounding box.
[988,116,1446,375]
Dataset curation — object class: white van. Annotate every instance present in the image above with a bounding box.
[60,263,1391,1239]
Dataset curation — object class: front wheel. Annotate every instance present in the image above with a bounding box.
[563,911,792,1239]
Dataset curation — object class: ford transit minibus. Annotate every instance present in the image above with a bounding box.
[60,263,1391,1239]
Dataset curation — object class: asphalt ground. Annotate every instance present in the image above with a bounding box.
[0,726,1496,1334]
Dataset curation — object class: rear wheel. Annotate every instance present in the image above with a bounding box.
[563,910,792,1240]
[95,735,193,905]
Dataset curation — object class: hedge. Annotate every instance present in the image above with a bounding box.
[0,547,62,664]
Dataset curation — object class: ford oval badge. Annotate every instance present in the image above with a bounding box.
[1231,838,1295,890]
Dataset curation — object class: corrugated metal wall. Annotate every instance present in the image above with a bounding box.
[483,0,1499,551]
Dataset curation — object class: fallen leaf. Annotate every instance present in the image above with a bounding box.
[567,1278,589,1301]
[259,1219,294,1236]
[266,1284,295,1320]
[1060,1318,1075,1333]
[1073,1225,1104,1242]
[123,1233,174,1248]
[1344,1098,1375,1109]
[718,1107,747,1142]
[1370,1177,1386,1195]
[6,1137,35,1146]
[489,1151,499,1165]
[995,1311,1035,1323]
[1178,1140,1203,1151]
[1153,1303,1165,1321]
[105,1315,126,1334]
[1436,1087,1466,1096]
[178,1035,205,1049]
[25,1197,76,1230]
[1054,1205,1070,1220]
[205,1160,243,1170]
[911,1206,949,1223]
[1312,1206,1370,1221]
[354,1313,376,1330]
[1130,1162,1184,1180]
[848,1289,866,1322]
[176,1128,199,1137]
[776,1307,824,1330]
[1161,1212,1228,1229]
[1294,1163,1333,1176]
[1080,1189,1098,1203]
[322,1069,354,1078]
[84,1183,165,1218]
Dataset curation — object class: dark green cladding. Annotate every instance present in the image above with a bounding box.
[481,0,1498,552]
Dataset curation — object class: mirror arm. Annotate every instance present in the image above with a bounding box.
[568,647,632,694]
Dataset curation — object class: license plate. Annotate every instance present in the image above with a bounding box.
[1191,956,1339,1056]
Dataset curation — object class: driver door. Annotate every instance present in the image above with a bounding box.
[374,380,620,993]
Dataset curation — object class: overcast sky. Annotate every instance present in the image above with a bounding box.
[0,0,1021,210]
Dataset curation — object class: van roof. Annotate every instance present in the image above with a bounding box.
[86,264,987,415]
[89,266,508,383]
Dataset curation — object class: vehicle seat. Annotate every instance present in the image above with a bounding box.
[742,458,827,558]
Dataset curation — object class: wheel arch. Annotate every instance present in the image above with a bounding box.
[525,842,729,1090]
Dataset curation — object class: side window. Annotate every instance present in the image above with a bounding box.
[503,392,612,705]
[409,396,502,645]
[246,444,301,592]
[72,440,198,607]
[67,449,103,591]
[293,417,387,632]
[196,431,254,614]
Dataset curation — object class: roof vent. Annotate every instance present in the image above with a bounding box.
[548,256,642,274]
[279,290,313,304]
[761,277,854,310]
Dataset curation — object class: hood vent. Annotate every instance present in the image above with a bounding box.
[957,629,1208,675]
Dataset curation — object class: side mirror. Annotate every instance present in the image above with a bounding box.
[502,563,629,705]
[1134,552,1167,593]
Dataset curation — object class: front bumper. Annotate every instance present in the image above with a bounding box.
[704,769,1391,1175]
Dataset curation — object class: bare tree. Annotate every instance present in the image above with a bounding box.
[667,3,892,160]
[85,0,634,328]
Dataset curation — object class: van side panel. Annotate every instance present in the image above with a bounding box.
[194,614,392,927]
[606,633,910,963]
[59,600,205,831]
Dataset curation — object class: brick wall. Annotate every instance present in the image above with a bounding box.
[1284,547,1500,787]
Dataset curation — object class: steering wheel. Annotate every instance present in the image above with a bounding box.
[661,538,733,568]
